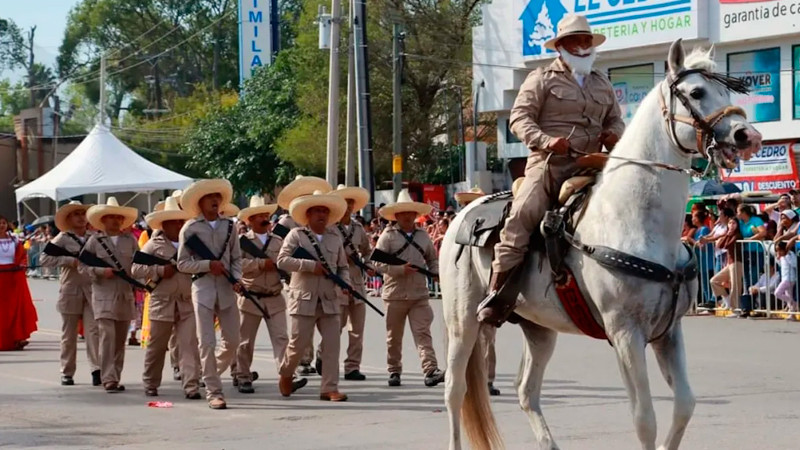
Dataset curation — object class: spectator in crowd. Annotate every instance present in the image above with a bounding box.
[765,194,792,230]
[765,219,778,241]
[710,210,743,313]
[432,218,450,252]
[747,259,780,310]
[700,207,733,273]
[690,203,714,229]
[788,189,800,211]
[684,210,712,303]
[681,214,696,239]
[774,241,797,320]
[0,215,38,351]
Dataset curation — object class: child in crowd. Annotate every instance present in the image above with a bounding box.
[774,242,797,321]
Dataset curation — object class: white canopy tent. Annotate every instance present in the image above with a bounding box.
[15,124,193,218]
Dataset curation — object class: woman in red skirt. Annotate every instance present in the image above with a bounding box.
[0,215,38,351]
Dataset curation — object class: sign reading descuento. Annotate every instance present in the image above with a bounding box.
[728,48,781,123]
[520,0,700,59]
[722,141,800,193]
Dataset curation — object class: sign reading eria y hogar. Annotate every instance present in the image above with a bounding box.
[521,0,701,59]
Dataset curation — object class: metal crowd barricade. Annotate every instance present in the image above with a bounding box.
[694,241,717,312]
[736,240,774,318]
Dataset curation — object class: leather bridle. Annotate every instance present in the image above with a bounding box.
[658,68,747,159]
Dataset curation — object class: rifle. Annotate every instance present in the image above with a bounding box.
[369,248,438,279]
[238,235,290,281]
[272,223,290,239]
[133,251,174,267]
[78,249,155,292]
[43,242,77,258]
[184,234,270,319]
[347,252,379,277]
[290,246,384,317]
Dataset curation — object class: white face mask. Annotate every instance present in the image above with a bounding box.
[558,46,597,77]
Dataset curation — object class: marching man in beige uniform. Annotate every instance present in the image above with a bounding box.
[325,184,372,381]
[374,190,444,387]
[233,196,307,395]
[132,197,201,399]
[277,190,350,401]
[81,197,139,393]
[177,179,243,410]
[276,175,332,375]
[41,201,101,387]
[479,14,625,326]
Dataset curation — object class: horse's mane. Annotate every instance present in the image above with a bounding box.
[683,47,716,71]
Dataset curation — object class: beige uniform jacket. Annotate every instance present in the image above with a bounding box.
[277,227,350,317]
[131,233,193,322]
[177,216,242,311]
[40,231,93,315]
[239,229,286,317]
[331,221,372,295]
[510,57,625,166]
[374,226,439,301]
[80,232,138,321]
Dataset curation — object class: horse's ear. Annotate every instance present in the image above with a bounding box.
[668,39,685,76]
[707,45,716,60]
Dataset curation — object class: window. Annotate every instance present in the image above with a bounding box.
[505,119,521,144]
[608,64,654,125]
[727,48,781,123]
[793,45,800,120]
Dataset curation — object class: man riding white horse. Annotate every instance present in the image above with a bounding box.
[478,14,626,326]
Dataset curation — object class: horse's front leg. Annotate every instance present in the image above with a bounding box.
[651,321,695,450]
[517,320,559,450]
[611,328,657,450]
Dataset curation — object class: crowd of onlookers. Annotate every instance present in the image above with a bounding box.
[683,190,800,319]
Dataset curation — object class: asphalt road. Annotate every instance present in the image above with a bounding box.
[1,279,799,449]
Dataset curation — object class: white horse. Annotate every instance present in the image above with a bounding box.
[440,40,762,450]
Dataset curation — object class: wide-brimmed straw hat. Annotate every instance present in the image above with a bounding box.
[378,189,432,221]
[87,197,138,232]
[511,178,524,198]
[454,187,485,206]
[180,179,233,217]
[153,190,183,212]
[238,195,278,223]
[220,203,240,218]
[55,201,93,231]
[145,197,192,231]
[544,14,606,51]
[289,190,347,226]
[277,176,332,209]
[331,184,369,211]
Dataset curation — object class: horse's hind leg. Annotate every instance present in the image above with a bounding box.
[651,321,695,450]
[445,317,481,450]
[517,320,559,449]
[612,330,657,450]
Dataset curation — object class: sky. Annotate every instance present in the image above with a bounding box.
[1,0,82,83]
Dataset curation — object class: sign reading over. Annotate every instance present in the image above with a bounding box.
[722,141,800,193]
[728,48,781,123]
[520,0,699,58]
[238,0,272,85]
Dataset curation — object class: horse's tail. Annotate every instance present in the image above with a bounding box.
[462,323,502,450]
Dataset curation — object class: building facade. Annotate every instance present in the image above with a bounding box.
[474,0,800,191]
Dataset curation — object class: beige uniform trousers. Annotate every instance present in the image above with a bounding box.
[97,319,129,386]
[385,298,438,375]
[235,310,288,381]
[169,331,179,369]
[195,302,240,400]
[279,303,341,393]
[143,317,201,394]
[493,157,579,273]
[60,304,100,377]
[316,299,367,373]
[481,325,497,383]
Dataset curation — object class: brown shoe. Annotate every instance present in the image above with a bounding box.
[477,271,515,326]
[208,397,227,410]
[320,391,348,402]
[279,375,294,397]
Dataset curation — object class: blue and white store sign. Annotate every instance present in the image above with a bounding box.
[520,0,701,58]
[238,0,273,85]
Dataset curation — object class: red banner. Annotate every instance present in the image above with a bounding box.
[422,184,446,212]
[721,141,800,194]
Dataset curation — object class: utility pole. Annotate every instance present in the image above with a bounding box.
[353,0,375,216]
[324,0,343,188]
[344,0,356,187]
[392,23,404,201]
[52,95,60,168]
[99,53,107,126]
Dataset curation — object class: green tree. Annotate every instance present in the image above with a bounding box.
[181,56,298,194]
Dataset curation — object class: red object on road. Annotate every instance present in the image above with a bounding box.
[147,401,173,408]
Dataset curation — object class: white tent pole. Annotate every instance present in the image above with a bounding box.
[21,200,39,219]
[98,193,106,204]
[146,192,152,213]
[122,192,141,206]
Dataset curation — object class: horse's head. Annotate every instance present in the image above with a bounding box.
[662,39,762,169]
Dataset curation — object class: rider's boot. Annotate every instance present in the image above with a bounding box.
[477,271,516,327]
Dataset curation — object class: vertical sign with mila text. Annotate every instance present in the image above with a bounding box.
[239,0,272,86]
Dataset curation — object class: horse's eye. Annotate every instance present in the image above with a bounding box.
[690,88,705,100]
